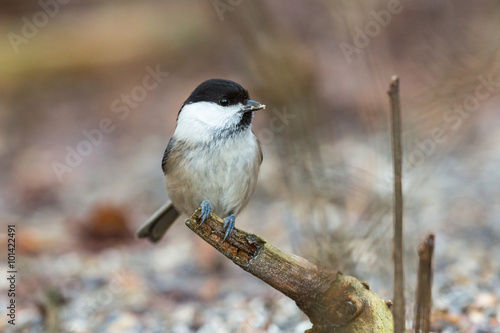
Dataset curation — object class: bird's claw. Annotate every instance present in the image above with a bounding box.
[223,215,236,241]
[200,201,211,225]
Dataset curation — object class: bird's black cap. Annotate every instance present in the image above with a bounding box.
[183,79,250,107]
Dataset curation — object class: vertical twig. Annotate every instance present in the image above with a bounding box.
[414,234,435,333]
[388,75,406,332]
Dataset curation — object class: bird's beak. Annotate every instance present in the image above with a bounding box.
[241,100,266,113]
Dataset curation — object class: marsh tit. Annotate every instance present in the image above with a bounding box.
[137,79,265,243]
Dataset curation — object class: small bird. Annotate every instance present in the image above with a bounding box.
[137,79,265,243]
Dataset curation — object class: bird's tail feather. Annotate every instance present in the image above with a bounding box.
[136,202,180,243]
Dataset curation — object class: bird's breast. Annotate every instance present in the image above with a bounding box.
[165,131,260,218]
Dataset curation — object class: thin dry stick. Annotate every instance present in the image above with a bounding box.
[414,234,435,333]
[388,75,406,333]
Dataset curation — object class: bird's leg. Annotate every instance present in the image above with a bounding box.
[199,201,211,225]
[223,214,236,241]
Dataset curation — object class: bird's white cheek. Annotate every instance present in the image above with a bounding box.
[174,102,243,143]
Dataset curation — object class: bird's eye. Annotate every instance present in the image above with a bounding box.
[219,98,229,106]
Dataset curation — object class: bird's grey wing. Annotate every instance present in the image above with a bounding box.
[136,201,180,243]
[257,137,263,165]
[161,138,176,174]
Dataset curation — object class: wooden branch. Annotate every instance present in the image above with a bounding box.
[185,209,394,333]
[414,234,435,333]
[388,75,406,332]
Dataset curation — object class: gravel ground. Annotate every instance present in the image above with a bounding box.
[1,130,499,332]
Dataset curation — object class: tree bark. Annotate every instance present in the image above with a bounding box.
[185,209,394,333]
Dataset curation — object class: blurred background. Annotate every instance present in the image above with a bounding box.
[1,0,499,332]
